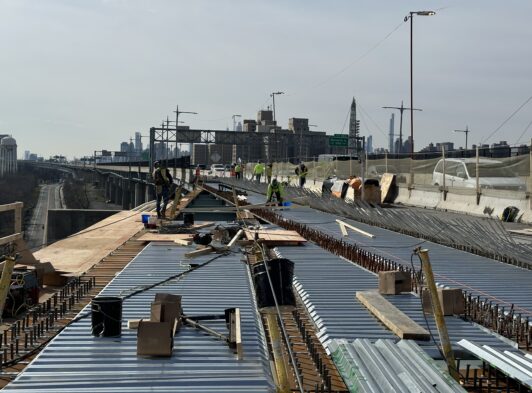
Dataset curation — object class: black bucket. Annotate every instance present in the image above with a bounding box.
[183,213,195,226]
[91,296,122,337]
[251,258,295,309]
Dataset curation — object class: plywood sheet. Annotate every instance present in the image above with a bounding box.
[244,229,306,245]
[34,211,144,275]
[356,291,430,340]
[380,173,396,204]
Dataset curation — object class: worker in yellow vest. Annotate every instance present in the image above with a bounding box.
[253,161,265,183]
[267,179,285,206]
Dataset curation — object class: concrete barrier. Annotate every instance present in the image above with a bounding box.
[46,209,122,244]
[396,186,531,222]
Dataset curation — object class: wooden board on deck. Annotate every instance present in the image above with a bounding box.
[356,291,430,340]
[137,233,194,244]
[34,211,144,275]
[243,229,306,246]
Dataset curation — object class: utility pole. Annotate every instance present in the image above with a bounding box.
[382,101,422,154]
[270,92,284,122]
[454,126,470,150]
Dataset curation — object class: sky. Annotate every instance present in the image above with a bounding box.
[1,0,532,159]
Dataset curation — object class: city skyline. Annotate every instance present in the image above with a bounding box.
[1,1,531,158]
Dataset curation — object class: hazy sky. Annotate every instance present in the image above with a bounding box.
[1,0,532,159]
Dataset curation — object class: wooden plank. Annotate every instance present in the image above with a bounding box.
[0,257,16,316]
[356,291,430,340]
[243,229,306,245]
[0,233,22,247]
[137,233,194,242]
[236,210,255,220]
[338,222,348,237]
[335,219,375,239]
[0,202,23,213]
[184,247,214,259]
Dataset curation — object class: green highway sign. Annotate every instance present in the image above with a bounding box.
[329,134,348,147]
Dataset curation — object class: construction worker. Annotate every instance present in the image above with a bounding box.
[153,161,173,218]
[267,178,285,206]
[234,162,242,180]
[295,162,308,188]
[266,163,273,184]
[253,161,265,183]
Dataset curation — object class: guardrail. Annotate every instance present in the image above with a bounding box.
[0,202,23,247]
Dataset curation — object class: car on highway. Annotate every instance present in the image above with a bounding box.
[210,164,226,176]
[432,158,526,190]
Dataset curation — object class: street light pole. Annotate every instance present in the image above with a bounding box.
[454,126,470,150]
[404,10,435,158]
[270,91,284,122]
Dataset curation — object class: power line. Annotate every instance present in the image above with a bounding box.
[515,118,532,145]
[357,100,388,139]
[482,95,532,143]
[310,21,405,90]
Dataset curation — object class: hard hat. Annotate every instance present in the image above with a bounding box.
[154,161,160,167]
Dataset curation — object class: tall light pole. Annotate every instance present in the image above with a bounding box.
[174,105,198,177]
[270,91,284,122]
[382,101,422,153]
[404,10,435,158]
[454,126,470,150]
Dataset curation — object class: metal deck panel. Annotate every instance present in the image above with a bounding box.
[277,244,517,354]
[276,206,532,318]
[4,244,274,393]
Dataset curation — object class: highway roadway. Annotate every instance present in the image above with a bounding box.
[26,183,63,251]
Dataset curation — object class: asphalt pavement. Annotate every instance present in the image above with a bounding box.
[26,183,63,250]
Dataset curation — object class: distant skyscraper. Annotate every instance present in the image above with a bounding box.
[367,135,373,154]
[120,142,129,152]
[348,97,358,153]
[0,135,18,177]
[24,150,30,160]
[388,113,395,153]
[236,121,242,132]
[135,132,143,152]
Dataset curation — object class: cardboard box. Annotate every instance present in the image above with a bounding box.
[152,293,182,332]
[378,271,412,295]
[422,288,465,316]
[137,320,175,357]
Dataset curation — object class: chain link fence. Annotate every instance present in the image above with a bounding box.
[231,147,530,194]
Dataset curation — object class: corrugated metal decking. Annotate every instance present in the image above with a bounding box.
[242,193,532,319]
[4,243,275,393]
[278,207,532,317]
[277,243,518,355]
